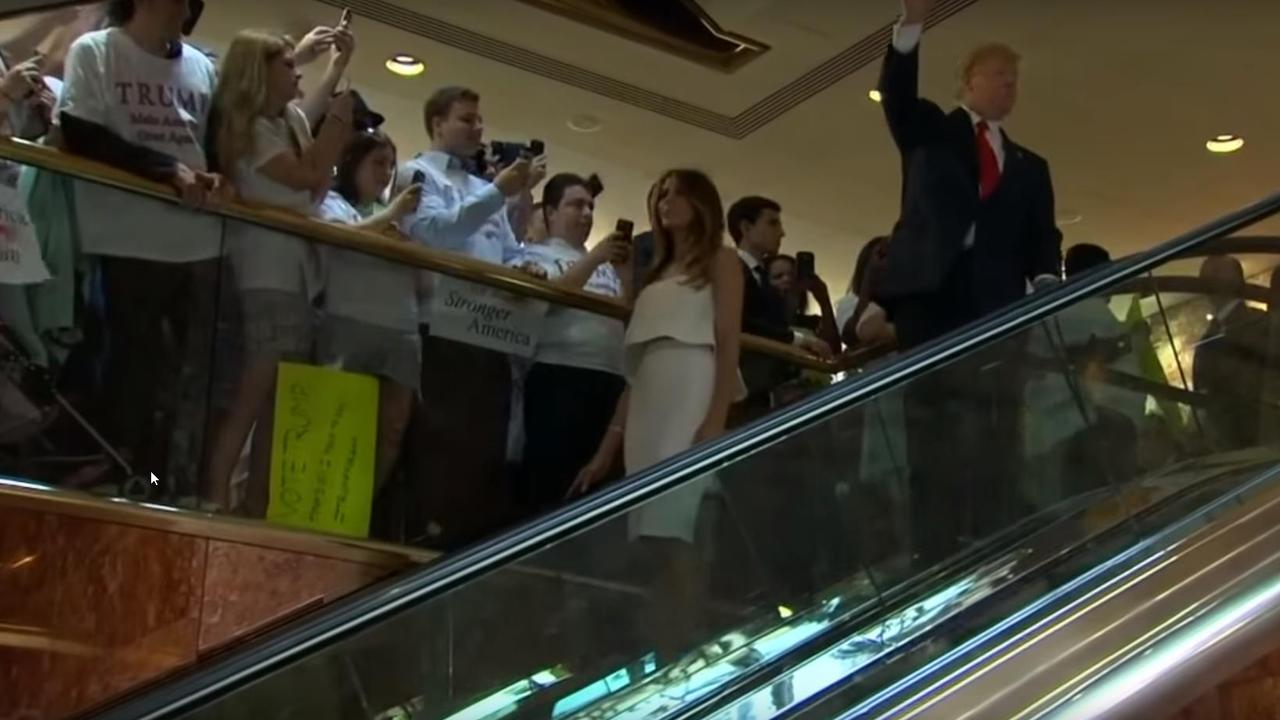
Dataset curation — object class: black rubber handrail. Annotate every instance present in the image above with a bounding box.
[98,191,1280,720]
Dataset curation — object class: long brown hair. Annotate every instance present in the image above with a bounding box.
[645,169,725,289]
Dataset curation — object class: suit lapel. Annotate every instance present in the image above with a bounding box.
[1000,129,1027,188]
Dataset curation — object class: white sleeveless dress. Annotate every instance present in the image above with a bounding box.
[625,275,741,543]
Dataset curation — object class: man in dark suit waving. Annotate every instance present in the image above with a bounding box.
[878,0,1063,566]
[879,0,1062,347]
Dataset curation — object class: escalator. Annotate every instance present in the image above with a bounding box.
[88,190,1280,720]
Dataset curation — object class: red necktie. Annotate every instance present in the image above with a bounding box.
[975,120,1001,200]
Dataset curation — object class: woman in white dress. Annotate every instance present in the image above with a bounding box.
[572,168,743,659]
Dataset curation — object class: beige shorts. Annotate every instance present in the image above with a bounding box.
[318,315,421,391]
[241,289,314,361]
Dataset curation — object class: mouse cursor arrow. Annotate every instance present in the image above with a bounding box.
[150,473,159,486]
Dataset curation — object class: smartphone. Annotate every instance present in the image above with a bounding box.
[615,219,634,242]
[528,139,545,156]
[339,8,353,28]
[411,169,426,185]
[796,251,816,280]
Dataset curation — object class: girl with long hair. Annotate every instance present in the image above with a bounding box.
[318,130,422,501]
[572,168,744,659]
[204,29,353,514]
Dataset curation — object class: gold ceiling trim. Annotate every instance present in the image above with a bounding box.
[515,0,769,73]
[323,0,980,138]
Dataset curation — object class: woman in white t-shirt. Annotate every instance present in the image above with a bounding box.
[318,130,422,493]
[204,30,354,515]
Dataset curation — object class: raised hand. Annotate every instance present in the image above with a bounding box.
[295,26,337,65]
[494,157,532,197]
[527,154,548,190]
[389,183,423,219]
[331,26,356,67]
[1,56,42,102]
[901,0,932,24]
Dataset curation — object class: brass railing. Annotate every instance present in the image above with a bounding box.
[0,137,852,372]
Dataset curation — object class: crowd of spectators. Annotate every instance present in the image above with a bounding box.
[0,0,1271,572]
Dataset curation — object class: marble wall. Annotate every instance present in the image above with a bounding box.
[0,506,402,719]
[1171,646,1280,720]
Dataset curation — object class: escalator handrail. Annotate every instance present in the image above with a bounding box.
[101,191,1280,720]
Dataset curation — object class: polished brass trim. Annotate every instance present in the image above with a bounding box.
[516,0,769,73]
[0,478,436,567]
[0,138,836,373]
[315,0,981,139]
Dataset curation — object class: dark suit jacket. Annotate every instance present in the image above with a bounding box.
[1193,304,1270,449]
[877,42,1062,316]
[739,257,798,398]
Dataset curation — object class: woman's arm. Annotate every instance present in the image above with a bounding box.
[808,277,843,354]
[257,96,352,193]
[298,28,353,128]
[347,184,423,234]
[698,247,745,441]
[568,389,629,496]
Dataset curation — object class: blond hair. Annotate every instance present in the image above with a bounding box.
[955,42,1020,97]
[213,30,305,179]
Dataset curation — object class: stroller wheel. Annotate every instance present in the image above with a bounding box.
[122,475,154,502]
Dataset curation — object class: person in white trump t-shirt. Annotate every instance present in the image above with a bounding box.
[52,0,222,486]
[515,172,630,511]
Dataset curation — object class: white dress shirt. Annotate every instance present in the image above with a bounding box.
[399,150,522,320]
[737,247,764,281]
[892,22,1057,288]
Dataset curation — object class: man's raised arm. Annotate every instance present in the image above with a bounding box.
[878,0,943,153]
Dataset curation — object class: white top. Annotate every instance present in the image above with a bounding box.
[227,106,323,297]
[627,275,747,402]
[834,293,887,343]
[55,28,221,262]
[398,151,520,321]
[520,237,624,375]
[319,192,419,332]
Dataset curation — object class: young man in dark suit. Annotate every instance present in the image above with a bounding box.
[727,196,831,419]
[878,0,1064,565]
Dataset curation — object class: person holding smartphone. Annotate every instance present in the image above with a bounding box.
[396,85,547,548]
[513,173,630,512]
[726,195,831,423]
[766,252,841,355]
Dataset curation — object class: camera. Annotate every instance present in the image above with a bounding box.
[491,139,545,167]
[470,139,544,178]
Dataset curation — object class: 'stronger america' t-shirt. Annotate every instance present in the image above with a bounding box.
[55,28,221,262]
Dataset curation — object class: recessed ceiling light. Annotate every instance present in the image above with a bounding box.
[868,89,882,103]
[1206,134,1244,153]
[385,54,425,77]
[567,113,603,133]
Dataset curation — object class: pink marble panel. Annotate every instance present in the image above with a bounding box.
[0,506,206,719]
[197,539,390,653]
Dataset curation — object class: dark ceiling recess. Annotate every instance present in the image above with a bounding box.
[517,0,769,73]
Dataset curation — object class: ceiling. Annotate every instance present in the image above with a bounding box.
[13,0,1280,287]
